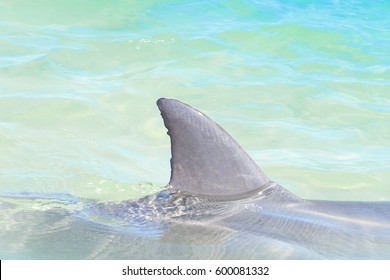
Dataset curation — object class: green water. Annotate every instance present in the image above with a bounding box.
[0,0,389,259]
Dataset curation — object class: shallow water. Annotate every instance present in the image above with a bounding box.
[0,0,389,259]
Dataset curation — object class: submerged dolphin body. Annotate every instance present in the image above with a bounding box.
[147,98,390,259]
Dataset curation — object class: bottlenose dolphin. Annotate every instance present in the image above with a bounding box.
[84,97,390,259]
[151,98,390,259]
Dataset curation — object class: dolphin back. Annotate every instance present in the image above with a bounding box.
[157,98,273,198]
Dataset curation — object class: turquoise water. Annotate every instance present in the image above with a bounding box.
[0,0,389,259]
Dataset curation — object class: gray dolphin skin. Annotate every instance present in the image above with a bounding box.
[154,97,390,259]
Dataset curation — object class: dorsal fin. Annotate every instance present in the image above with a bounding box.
[157,98,273,198]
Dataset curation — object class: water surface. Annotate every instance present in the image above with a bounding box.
[0,0,389,259]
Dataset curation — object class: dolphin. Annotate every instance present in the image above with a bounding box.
[82,97,390,259]
[150,97,390,259]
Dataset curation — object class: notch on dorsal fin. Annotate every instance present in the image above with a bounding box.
[157,98,274,199]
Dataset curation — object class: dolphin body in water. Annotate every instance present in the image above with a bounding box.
[1,98,389,259]
[86,98,390,259]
